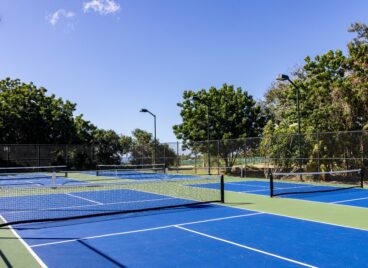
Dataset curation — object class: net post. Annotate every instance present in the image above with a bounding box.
[220,175,225,203]
[51,169,56,189]
[268,168,274,197]
[361,168,364,188]
[96,165,99,176]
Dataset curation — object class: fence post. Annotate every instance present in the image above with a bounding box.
[37,144,41,167]
[317,132,320,180]
[217,140,220,175]
[243,140,247,178]
[6,145,10,166]
[361,131,364,171]
[65,145,69,167]
[194,151,197,174]
[176,141,179,172]
[163,145,166,167]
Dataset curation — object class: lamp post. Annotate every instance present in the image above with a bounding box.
[191,96,211,175]
[276,74,302,174]
[140,108,156,164]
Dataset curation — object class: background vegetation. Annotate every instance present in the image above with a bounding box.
[1,22,367,171]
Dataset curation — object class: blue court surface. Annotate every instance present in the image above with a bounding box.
[193,180,368,208]
[6,203,368,267]
[1,185,367,267]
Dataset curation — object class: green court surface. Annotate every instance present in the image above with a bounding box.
[1,175,367,267]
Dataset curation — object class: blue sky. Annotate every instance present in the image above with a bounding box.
[0,0,367,142]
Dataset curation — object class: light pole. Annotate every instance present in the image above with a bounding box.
[140,108,156,164]
[191,96,211,175]
[276,74,302,174]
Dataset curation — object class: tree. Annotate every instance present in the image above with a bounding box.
[262,22,368,171]
[73,115,97,144]
[173,84,268,169]
[93,129,122,164]
[265,22,368,135]
[129,129,176,166]
[0,78,93,144]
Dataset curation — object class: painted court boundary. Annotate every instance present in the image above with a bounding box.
[3,187,368,267]
[175,226,316,268]
[227,180,368,208]
[29,211,316,267]
[0,215,47,268]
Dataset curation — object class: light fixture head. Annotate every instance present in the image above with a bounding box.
[276,74,290,81]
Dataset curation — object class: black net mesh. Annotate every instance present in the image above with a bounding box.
[0,174,223,227]
[270,169,363,197]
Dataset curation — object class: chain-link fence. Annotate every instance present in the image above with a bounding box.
[0,145,97,169]
[1,130,367,177]
[263,131,367,173]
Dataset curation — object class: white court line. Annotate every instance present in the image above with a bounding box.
[65,193,103,205]
[3,197,177,215]
[330,197,368,204]
[175,225,317,268]
[215,203,368,232]
[30,212,263,248]
[0,215,47,268]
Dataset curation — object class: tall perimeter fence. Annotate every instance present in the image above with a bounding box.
[1,130,368,178]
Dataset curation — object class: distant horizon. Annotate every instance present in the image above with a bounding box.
[1,0,367,141]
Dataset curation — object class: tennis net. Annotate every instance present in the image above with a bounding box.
[0,166,68,186]
[269,169,364,197]
[0,174,224,227]
[96,164,166,177]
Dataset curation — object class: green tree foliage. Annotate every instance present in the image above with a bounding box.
[129,129,176,166]
[173,84,268,168]
[0,78,76,143]
[265,22,368,135]
[93,129,122,164]
[263,22,368,171]
[0,78,97,144]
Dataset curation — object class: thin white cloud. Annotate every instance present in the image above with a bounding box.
[83,0,120,15]
[48,9,75,26]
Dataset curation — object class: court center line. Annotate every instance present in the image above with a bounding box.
[175,225,317,268]
[64,193,104,205]
[330,196,368,204]
[30,212,263,248]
